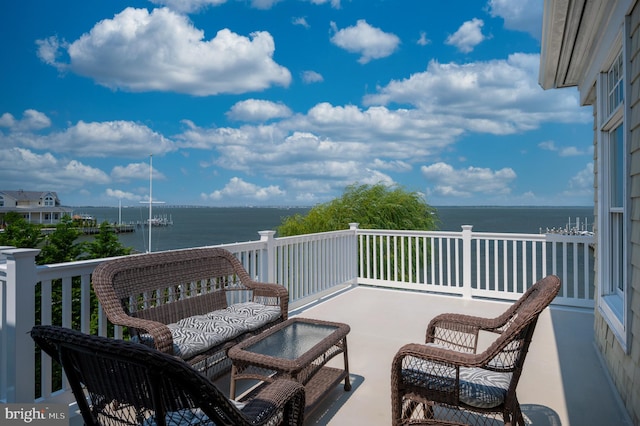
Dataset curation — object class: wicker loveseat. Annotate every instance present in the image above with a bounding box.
[91,247,288,379]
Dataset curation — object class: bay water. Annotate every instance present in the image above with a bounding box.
[73,205,594,254]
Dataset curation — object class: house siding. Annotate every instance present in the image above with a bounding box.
[594,3,640,423]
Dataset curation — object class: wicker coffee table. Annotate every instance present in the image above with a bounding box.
[228,317,351,413]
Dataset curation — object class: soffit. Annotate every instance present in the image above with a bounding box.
[540,0,610,90]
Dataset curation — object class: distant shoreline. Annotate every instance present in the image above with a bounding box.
[66,204,594,209]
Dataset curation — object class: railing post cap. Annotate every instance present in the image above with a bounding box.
[461,225,473,231]
[349,223,359,230]
[1,248,41,258]
[258,230,276,240]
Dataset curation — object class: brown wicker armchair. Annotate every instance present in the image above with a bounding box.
[31,325,305,426]
[391,275,561,426]
[91,247,289,380]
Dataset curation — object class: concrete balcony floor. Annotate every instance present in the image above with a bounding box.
[220,285,632,425]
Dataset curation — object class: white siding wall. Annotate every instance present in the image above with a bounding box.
[594,3,640,423]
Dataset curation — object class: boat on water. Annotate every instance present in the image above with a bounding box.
[541,217,594,236]
[145,215,173,226]
[72,214,95,222]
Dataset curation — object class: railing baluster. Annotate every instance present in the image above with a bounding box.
[573,242,579,299]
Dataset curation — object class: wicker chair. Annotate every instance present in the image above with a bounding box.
[91,247,288,380]
[31,325,305,426]
[391,275,561,426]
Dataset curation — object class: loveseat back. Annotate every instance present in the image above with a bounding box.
[93,248,257,327]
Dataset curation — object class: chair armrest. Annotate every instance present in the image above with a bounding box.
[425,312,506,353]
[111,315,175,355]
[393,342,482,370]
[428,312,505,332]
[241,379,305,426]
[247,280,290,321]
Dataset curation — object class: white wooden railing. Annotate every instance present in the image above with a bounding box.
[0,224,594,412]
[358,226,594,307]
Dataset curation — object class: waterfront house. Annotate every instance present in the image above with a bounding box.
[540,0,640,422]
[0,190,72,226]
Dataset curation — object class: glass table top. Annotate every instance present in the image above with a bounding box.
[245,321,339,360]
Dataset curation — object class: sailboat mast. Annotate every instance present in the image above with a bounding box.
[148,154,153,253]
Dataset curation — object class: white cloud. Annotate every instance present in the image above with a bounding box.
[301,70,324,83]
[3,119,176,158]
[308,0,341,8]
[149,0,228,13]
[105,188,139,201]
[39,121,175,158]
[300,103,460,149]
[150,0,284,12]
[417,31,431,46]
[539,140,590,156]
[363,54,590,134]
[421,162,516,197]
[538,140,556,151]
[292,17,310,28]
[203,177,285,201]
[37,8,291,96]
[177,122,401,199]
[360,169,395,186]
[488,0,543,40]
[3,118,175,162]
[227,99,292,122]
[445,18,485,53]
[371,158,412,172]
[250,0,284,9]
[36,36,68,70]
[330,20,400,64]
[111,162,166,181]
[0,110,51,132]
[559,147,587,157]
[567,163,594,192]
[0,148,109,190]
[64,160,110,183]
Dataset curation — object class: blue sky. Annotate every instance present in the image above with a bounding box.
[0,0,593,207]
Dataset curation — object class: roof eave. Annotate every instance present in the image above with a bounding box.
[539,0,572,90]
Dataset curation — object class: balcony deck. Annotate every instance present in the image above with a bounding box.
[218,285,631,426]
[3,227,631,424]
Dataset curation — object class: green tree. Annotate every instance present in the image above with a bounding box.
[37,215,83,264]
[0,212,44,248]
[278,183,438,236]
[83,221,133,259]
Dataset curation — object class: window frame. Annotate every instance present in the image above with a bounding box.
[597,44,629,353]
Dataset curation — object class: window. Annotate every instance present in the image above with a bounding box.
[598,48,628,351]
[0,195,3,207]
[607,52,624,117]
[44,195,55,207]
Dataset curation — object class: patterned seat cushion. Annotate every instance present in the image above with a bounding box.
[143,408,215,426]
[458,367,511,408]
[135,302,281,359]
[401,354,512,409]
[142,402,246,425]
